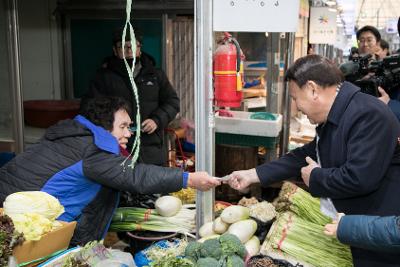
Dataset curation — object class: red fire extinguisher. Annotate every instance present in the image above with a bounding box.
[213,32,245,108]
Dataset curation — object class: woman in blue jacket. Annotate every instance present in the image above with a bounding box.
[0,96,220,246]
[324,214,400,253]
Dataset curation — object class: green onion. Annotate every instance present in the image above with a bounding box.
[264,212,353,267]
[274,182,331,226]
[110,207,195,235]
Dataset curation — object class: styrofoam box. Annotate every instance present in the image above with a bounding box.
[215,110,282,137]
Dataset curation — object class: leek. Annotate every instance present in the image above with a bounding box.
[275,182,331,225]
[264,212,353,267]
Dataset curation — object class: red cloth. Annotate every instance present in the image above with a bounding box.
[119,146,131,158]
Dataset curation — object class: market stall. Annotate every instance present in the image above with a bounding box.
[0,0,360,266]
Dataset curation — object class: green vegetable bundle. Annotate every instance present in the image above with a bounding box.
[0,214,25,266]
[185,233,246,267]
[150,256,194,267]
[110,207,195,234]
[144,239,194,267]
[265,212,353,267]
[274,182,331,225]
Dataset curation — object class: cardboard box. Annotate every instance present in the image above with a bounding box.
[12,221,76,265]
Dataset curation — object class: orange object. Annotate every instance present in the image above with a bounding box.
[13,221,76,266]
[215,200,232,212]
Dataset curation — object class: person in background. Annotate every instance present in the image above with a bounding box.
[376,39,390,60]
[82,27,179,166]
[396,17,400,54]
[374,23,400,121]
[227,55,400,266]
[324,214,400,253]
[348,46,359,61]
[307,43,315,55]
[0,97,220,246]
[356,25,381,57]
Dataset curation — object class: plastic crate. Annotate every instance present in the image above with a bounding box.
[215,132,279,149]
[215,110,282,137]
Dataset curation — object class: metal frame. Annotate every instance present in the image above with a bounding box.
[194,0,214,233]
[7,0,24,153]
[280,32,295,155]
[60,15,74,99]
[161,13,168,72]
[265,32,281,162]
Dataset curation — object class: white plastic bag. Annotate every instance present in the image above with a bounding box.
[94,250,136,267]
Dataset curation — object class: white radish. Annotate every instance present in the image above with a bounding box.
[220,205,250,224]
[213,217,229,234]
[155,196,182,217]
[199,221,216,237]
[244,236,260,256]
[227,219,257,243]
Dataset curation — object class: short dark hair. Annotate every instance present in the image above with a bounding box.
[112,26,143,46]
[350,46,359,55]
[349,47,359,61]
[284,55,344,88]
[398,17,400,38]
[379,39,390,51]
[356,25,381,42]
[79,96,131,131]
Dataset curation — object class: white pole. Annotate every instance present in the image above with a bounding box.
[194,0,215,236]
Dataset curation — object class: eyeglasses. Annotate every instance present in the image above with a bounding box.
[358,38,376,44]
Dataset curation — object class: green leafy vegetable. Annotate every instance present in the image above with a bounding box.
[226,254,245,267]
[0,214,25,266]
[197,257,220,267]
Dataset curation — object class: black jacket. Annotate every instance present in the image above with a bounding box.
[256,82,400,266]
[0,116,183,246]
[82,53,180,165]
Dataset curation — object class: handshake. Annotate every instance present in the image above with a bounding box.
[187,168,260,192]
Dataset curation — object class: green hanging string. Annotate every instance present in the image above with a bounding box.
[120,0,141,169]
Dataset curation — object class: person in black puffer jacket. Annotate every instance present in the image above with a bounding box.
[82,27,179,166]
[0,97,219,246]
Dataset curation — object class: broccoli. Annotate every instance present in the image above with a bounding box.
[196,257,220,267]
[218,255,228,267]
[185,241,203,262]
[219,233,245,256]
[226,254,245,267]
[236,244,247,259]
[200,238,223,259]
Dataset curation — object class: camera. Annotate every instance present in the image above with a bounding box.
[339,54,400,97]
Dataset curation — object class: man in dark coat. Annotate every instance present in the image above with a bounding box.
[228,55,400,266]
[82,28,179,166]
[0,97,219,246]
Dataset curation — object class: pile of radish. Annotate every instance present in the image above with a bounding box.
[198,205,260,256]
